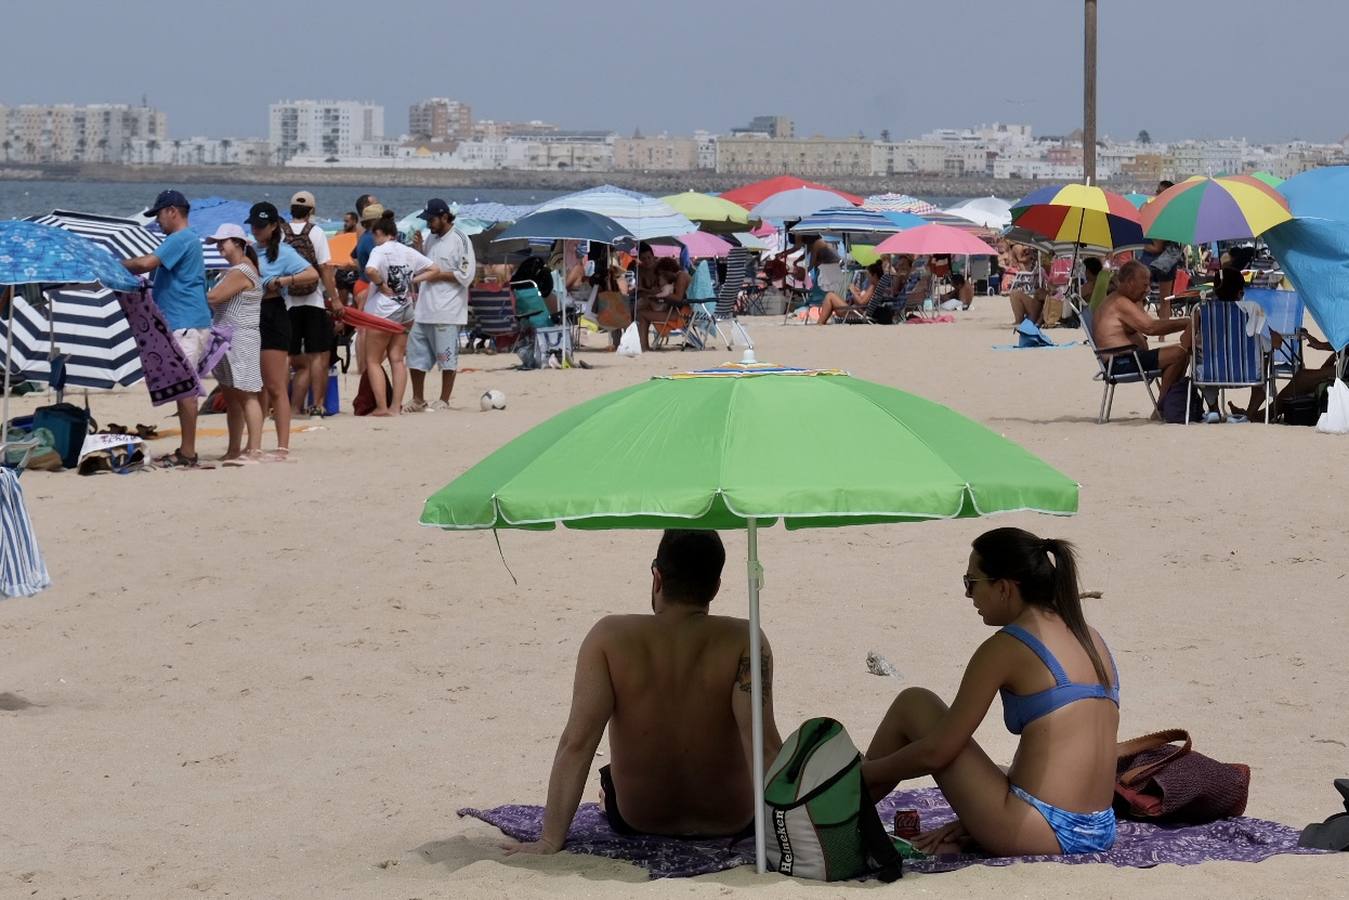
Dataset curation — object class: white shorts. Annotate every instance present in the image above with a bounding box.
[173,327,212,368]
[407,323,461,372]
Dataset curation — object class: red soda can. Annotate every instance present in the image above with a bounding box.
[893,809,921,839]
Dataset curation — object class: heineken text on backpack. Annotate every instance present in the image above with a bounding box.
[763,717,904,882]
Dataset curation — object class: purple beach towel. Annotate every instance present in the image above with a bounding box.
[116,291,230,405]
[459,786,1327,880]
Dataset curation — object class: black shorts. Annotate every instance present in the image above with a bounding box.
[259,297,291,352]
[288,305,334,355]
[597,764,753,841]
[1109,347,1162,375]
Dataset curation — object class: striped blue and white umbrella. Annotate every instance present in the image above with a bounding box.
[26,210,162,261]
[0,286,143,389]
[788,206,917,236]
[455,202,533,224]
[532,185,696,240]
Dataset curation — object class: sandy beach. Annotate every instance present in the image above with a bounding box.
[3,301,1346,899]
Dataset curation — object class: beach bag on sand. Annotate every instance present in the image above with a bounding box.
[1315,378,1349,434]
[764,718,904,882]
[352,367,393,416]
[1161,377,1204,424]
[594,291,631,330]
[1115,729,1250,824]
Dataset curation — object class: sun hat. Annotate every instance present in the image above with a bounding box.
[206,223,249,244]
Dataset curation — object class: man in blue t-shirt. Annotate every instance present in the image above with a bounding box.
[123,189,211,468]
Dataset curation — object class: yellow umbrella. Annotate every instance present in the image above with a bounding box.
[660,191,754,233]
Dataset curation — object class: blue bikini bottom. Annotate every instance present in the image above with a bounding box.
[1010,784,1117,854]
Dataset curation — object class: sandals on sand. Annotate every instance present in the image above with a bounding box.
[156,449,200,469]
[403,398,428,413]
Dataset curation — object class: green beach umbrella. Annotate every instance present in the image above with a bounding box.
[421,357,1078,872]
[660,191,755,233]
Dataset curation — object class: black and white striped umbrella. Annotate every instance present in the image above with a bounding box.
[25,210,163,260]
[0,287,143,389]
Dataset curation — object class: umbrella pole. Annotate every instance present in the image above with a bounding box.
[746,517,767,874]
[2,286,14,454]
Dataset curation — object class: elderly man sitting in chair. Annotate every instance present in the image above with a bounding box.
[1091,260,1192,415]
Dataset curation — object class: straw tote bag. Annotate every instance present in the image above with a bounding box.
[1114,729,1250,824]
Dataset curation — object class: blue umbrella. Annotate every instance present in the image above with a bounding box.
[788,206,913,236]
[1,220,142,458]
[532,185,696,241]
[1264,166,1349,351]
[0,220,139,291]
[750,187,849,221]
[494,209,633,245]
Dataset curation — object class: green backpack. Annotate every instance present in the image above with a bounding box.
[763,717,906,882]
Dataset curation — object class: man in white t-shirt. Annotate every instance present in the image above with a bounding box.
[405,198,476,412]
[285,190,341,416]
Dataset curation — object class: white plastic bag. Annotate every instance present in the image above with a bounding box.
[1316,378,1349,434]
[617,322,642,358]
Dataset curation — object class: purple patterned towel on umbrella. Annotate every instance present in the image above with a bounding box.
[116,290,229,405]
[458,786,1327,880]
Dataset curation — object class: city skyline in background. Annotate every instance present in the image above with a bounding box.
[2,1,1347,144]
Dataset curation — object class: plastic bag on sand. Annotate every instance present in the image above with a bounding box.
[1316,378,1349,434]
[617,322,642,357]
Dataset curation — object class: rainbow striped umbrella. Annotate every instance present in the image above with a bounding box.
[1140,175,1291,244]
[1123,192,1152,209]
[1010,183,1144,249]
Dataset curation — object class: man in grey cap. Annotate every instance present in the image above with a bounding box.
[404,198,475,411]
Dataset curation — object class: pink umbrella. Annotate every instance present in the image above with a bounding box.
[676,231,733,259]
[874,223,998,256]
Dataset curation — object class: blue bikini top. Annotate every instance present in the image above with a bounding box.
[998,624,1120,735]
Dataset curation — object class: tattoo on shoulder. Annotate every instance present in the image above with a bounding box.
[735,652,773,699]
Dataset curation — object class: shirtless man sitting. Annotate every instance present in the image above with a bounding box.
[503,530,782,854]
[1092,260,1192,410]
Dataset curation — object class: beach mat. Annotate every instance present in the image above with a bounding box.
[459,786,1327,880]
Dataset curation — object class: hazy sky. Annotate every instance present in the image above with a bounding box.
[5,1,1346,143]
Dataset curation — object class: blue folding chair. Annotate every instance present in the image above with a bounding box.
[1187,300,1271,424]
[1245,287,1304,387]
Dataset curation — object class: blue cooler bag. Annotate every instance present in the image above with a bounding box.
[32,403,93,469]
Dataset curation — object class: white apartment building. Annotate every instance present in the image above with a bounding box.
[0,103,167,163]
[268,100,384,162]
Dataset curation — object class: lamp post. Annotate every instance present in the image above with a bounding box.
[1084,0,1098,184]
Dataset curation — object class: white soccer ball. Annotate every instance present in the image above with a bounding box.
[480,389,507,411]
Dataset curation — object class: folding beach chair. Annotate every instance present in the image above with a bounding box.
[838,273,895,324]
[466,282,518,354]
[1186,300,1271,424]
[1079,305,1164,423]
[690,249,753,350]
[1245,288,1305,392]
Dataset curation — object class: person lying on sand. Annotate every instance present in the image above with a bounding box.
[861,527,1121,857]
[503,530,782,854]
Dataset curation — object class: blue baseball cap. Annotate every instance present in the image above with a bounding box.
[417,198,453,220]
[143,189,190,217]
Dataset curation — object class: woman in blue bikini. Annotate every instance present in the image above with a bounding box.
[861,527,1120,856]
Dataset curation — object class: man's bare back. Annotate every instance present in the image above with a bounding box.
[600,611,767,836]
[503,531,781,856]
[1093,293,1149,351]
